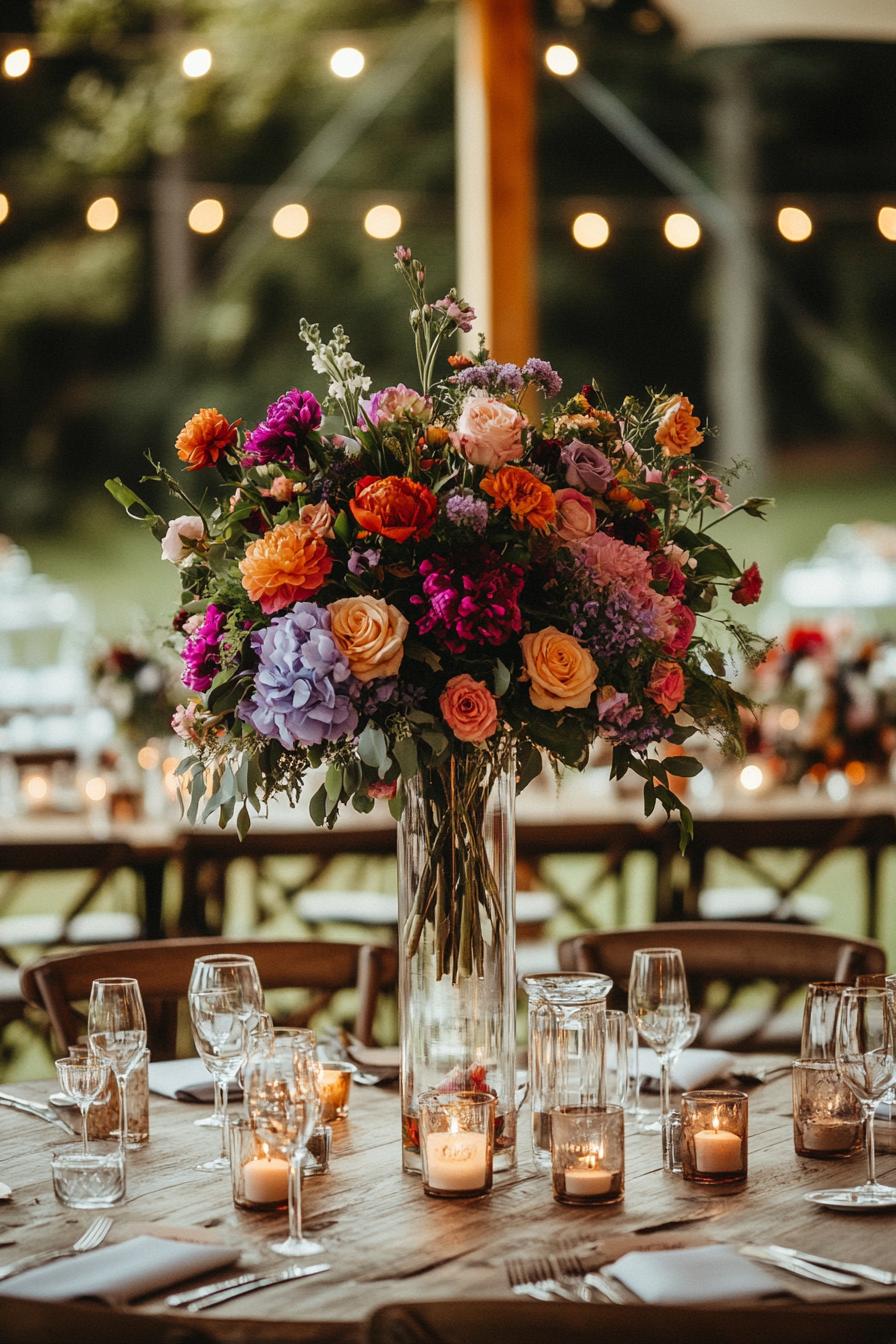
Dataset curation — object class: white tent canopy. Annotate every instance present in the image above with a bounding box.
[655,0,896,49]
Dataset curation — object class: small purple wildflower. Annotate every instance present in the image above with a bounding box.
[347,545,382,575]
[444,491,489,534]
[523,358,563,398]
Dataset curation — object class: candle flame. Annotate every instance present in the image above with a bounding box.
[712,1113,720,1132]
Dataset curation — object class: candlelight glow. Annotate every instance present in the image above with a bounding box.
[545,44,579,77]
[85,196,119,232]
[777,206,813,242]
[188,198,224,234]
[272,203,310,238]
[182,47,213,78]
[664,212,701,248]
[137,745,160,771]
[877,206,896,241]
[330,47,365,79]
[24,775,49,802]
[778,707,800,731]
[84,776,107,803]
[364,204,401,239]
[572,211,610,249]
[0,193,8,224]
[3,48,31,79]
[739,763,764,792]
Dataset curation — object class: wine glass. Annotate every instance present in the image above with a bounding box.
[87,977,147,1194]
[245,1039,322,1257]
[188,988,247,1172]
[824,986,896,1207]
[55,1055,110,1155]
[629,948,690,1137]
[189,954,264,1129]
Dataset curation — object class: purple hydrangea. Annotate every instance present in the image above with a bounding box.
[444,490,489,534]
[411,552,524,653]
[182,604,227,693]
[242,389,322,468]
[523,358,563,398]
[238,603,358,749]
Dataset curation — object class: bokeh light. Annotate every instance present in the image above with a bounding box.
[188,198,225,234]
[572,211,610,248]
[364,204,402,239]
[544,44,579,77]
[85,196,119,232]
[272,203,310,238]
[777,206,813,242]
[182,47,213,78]
[3,48,31,79]
[330,47,365,79]
[0,193,8,224]
[877,206,896,241]
[739,763,765,792]
[84,776,108,803]
[663,212,701,248]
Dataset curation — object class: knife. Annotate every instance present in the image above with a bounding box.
[186,1261,330,1311]
[0,1097,76,1136]
[741,1245,862,1290]
[167,1261,329,1310]
[0,1091,58,1116]
[766,1245,896,1287]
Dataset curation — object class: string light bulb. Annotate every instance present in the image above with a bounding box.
[0,193,8,224]
[330,47,365,78]
[272,203,310,238]
[85,196,119,232]
[877,206,896,241]
[545,44,578,77]
[663,212,701,248]
[777,206,812,242]
[188,198,224,234]
[364,204,402,239]
[572,212,610,249]
[182,47,213,78]
[3,47,31,79]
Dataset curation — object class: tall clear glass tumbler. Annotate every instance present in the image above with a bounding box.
[522,972,613,1172]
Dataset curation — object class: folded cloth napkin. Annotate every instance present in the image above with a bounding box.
[608,1245,782,1305]
[3,1235,241,1304]
[148,1058,242,1104]
[638,1047,735,1092]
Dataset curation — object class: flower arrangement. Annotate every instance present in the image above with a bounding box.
[107,246,769,977]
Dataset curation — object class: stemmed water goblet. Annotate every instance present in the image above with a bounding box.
[188,954,264,1129]
[188,987,247,1172]
[55,1054,110,1155]
[245,1039,322,1257]
[629,948,690,1137]
[87,977,148,1195]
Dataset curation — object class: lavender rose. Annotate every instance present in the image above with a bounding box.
[560,439,615,495]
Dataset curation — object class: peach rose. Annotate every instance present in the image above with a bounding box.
[554,488,597,543]
[646,659,686,713]
[298,499,336,538]
[270,475,297,503]
[654,395,704,457]
[520,627,598,711]
[160,514,205,564]
[453,391,526,470]
[328,595,408,683]
[439,674,498,743]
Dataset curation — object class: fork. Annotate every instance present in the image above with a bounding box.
[0,1215,113,1282]
[552,1250,629,1305]
[505,1254,581,1303]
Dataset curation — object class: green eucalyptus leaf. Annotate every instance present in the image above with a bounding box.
[493,659,511,698]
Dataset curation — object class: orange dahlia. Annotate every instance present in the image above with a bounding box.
[350,475,438,543]
[239,522,333,614]
[480,466,557,533]
[175,407,241,470]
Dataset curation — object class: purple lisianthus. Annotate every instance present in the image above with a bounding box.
[560,438,615,494]
[242,389,322,468]
[182,603,227,693]
[238,603,358,749]
[411,551,524,653]
[444,490,489,534]
[522,358,563,398]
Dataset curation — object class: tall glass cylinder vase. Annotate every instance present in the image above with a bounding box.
[398,744,517,1175]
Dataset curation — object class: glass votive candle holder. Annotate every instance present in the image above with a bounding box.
[304,1123,332,1176]
[792,1060,863,1159]
[680,1090,748,1184]
[229,1118,289,1211]
[51,1141,124,1208]
[318,1061,355,1122]
[550,1104,625,1205]
[419,1090,495,1199]
[87,1048,150,1148]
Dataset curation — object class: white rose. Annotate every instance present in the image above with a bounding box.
[161,515,205,564]
[453,391,526,470]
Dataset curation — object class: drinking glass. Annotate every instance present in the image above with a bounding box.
[629,948,689,1138]
[189,954,264,1130]
[245,1041,323,1257]
[189,988,247,1172]
[87,977,147,1195]
[55,1055,110,1155]
[801,982,849,1060]
[603,1010,630,1109]
[831,986,896,1205]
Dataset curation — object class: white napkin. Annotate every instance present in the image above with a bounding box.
[608,1245,782,1305]
[3,1235,240,1304]
[148,1058,242,1104]
[638,1047,735,1091]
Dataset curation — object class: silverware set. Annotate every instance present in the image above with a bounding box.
[0,1214,113,1282]
[0,1091,77,1135]
[166,1260,330,1311]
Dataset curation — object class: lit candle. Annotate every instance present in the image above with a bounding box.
[802,1121,858,1153]
[424,1127,489,1192]
[318,1066,351,1122]
[242,1153,290,1204]
[564,1152,614,1197]
[694,1116,742,1173]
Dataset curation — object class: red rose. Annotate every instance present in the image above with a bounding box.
[732,562,762,606]
[350,475,438,543]
[646,659,686,714]
[662,603,697,656]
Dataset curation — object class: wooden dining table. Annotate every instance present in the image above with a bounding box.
[3,1064,896,1341]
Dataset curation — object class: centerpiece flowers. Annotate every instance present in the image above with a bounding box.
[108,246,769,1171]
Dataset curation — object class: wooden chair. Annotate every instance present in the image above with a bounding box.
[558,922,886,1050]
[19,937,396,1056]
[367,1301,896,1344]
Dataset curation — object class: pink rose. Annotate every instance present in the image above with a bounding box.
[453,391,525,470]
[651,552,686,598]
[298,499,336,538]
[646,659,686,714]
[554,488,597,543]
[662,602,697,655]
[171,701,200,743]
[361,384,432,427]
[644,467,664,484]
[695,472,731,512]
[439,674,499,742]
[270,475,297,503]
[160,515,205,564]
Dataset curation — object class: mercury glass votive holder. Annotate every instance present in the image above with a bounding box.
[792,1060,864,1159]
[51,1141,124,1208]
[228,1117,289,1212]
[318,1061,356,1122]
[418,1090,495,1200]
[86,1048,150,1148]
[304,1123,332,1176]
[550,1104,625,1205]
[680,1090,748,1185]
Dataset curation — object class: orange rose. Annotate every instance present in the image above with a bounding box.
[439,674,498,743]
[481,466,557,533]
[520,627,598,711]
[175,407,241,470]
[654,395,704,457]
[350,475,438,542]
[328,595,408,682]
[239,521,332,614]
